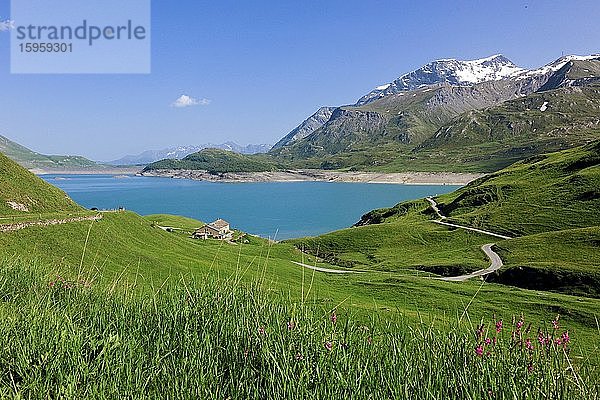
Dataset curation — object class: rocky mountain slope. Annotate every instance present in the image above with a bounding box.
[271,107,336,149]
[269,54,600,172]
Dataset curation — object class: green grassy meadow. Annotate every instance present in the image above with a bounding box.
[1,143,600,397]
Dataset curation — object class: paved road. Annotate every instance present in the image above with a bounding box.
[426,197,511,240]
[432,220,512,240]
[426,197,511,281]
[438,243,503,282]
[291,261,364,274]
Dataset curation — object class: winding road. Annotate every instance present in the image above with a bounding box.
[426,197,510,281]
[290,197,511,281]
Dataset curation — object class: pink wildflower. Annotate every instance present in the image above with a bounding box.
[516,319,524,331]
[554,338,562,346]
[561,331,570,344]
[495,320,503,333]
[476,345,484,357]
[48,281,56,288]
[324,341,333,351]
[527,363,534,373]
[287,321,296,330]
[484,338,492,345]
[537,332,545,345]
[525,338,534,351]
[330,311,337,324]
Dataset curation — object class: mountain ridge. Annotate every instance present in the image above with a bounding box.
[109,141,272,166]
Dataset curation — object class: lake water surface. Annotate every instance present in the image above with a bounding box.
[42,175,459,239]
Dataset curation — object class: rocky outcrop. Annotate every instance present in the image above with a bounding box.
[271,107,336,149]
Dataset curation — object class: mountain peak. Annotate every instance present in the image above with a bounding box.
[357,55,524,105]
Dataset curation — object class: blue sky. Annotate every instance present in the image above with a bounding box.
[0,0,599,161]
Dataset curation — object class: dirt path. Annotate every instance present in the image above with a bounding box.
[291,261,365,274]
[0,214,102,233]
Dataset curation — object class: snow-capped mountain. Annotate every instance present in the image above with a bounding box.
[108,142,272,166]
[356,55,526,105]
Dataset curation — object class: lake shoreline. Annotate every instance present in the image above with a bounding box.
[31,167,144,176]
[139,169,483,185]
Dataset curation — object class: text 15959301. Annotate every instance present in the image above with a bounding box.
[19,43,73,53]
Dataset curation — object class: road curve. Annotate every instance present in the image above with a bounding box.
[438,243,503,282]
[425,197,511,240]
[291,261,364,274]
[426,197,510,281]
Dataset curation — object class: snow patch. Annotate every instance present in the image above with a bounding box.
[540,101,549,112]
[375,83,391,90]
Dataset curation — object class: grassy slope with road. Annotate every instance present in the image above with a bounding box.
[1,145,600,396]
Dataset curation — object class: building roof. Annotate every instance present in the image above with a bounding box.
[210,219,230,229]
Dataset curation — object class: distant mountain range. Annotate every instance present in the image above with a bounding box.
[108,142,272,166]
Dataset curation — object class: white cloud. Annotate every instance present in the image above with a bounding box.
[171,94,211,108]
[0,19,15,32]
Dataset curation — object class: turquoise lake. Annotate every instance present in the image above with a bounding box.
[42,175,460,239]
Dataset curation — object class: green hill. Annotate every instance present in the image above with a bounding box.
[292,141,600,295]
[143,148,280,174]
[0,152,83,215]
[435,140,600,236]
[0,134,103,171]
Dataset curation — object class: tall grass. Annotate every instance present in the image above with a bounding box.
[0,259,597,399]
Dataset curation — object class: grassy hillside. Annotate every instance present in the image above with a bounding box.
[435,141,600,236]
[0,152,83,216]
[0,134,103,171]
[144,148,280,174]
[2,141,600,396]
[2,258,597,398]
[296,142,599,296]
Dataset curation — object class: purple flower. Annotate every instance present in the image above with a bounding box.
[495,320,503,333]
[525,338,534,351]
[475,345,484,357]
[324,341,333,351]
[330,311,337,324]
[516,319,524,331]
